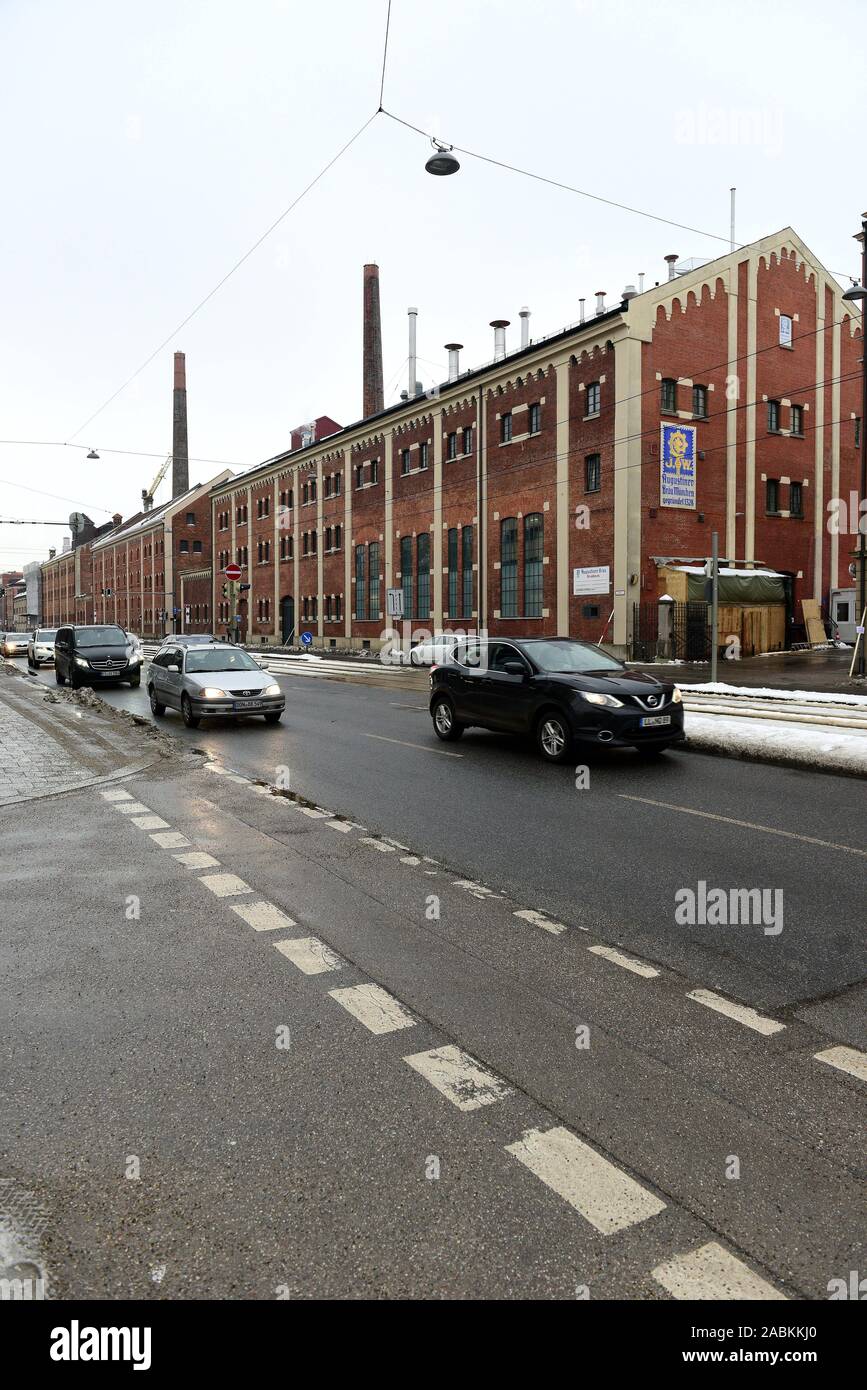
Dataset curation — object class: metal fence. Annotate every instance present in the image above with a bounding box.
[631,602,711,663]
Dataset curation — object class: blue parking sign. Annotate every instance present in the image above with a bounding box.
[300,631,313,647]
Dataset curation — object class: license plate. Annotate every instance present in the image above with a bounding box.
[235,699,263,710]
[640,714,671,727]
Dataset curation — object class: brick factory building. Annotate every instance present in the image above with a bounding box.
[41,516,123,627]
[208,228,863,656]
[89,473,230,639]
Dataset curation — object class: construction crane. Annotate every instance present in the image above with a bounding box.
[142,455,171,512]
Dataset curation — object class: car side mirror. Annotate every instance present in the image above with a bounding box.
[167,662,180,673]
[258,661,270,671]
[503,661,528,677]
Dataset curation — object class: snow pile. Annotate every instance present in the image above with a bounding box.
[685,711,867,775]
[680,682,867,707]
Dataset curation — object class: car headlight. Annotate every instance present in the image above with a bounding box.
[128,653,141,665]
[263,683,281,696]
[672,686,682,703]
[199,687,227,699]
[580,691,624,708]
[74,656,90,667]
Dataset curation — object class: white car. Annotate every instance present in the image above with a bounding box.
[409,635,463,666]
[1,632,29,658]
[28,628,58,668]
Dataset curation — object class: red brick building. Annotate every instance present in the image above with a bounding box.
[41,518,124,628]
[1,571,23,629]
[88,473,230,639]
[209,228,861,656]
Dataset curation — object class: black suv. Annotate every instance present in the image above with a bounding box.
[429,636,684,763]
[54,624,143,689]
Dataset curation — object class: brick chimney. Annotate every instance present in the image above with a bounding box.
[172,351,189,497]
[362,264,384,418]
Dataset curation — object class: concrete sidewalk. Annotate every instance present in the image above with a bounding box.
[642,647,861,693]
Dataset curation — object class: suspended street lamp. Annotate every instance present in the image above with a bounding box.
[425,138,460,177]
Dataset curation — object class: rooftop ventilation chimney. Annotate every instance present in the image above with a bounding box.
[408,308,418,398]
[172,352,189,497]
[622,284,637,302]
[638,272,645,292]
[595,291,605,315]
[362,264,384,417]
[665,253,679,281]
[490,319,509,360]
[519,306,531,348]
[48,548,56,560]
[579,298,586,323]
[445,343,463,382]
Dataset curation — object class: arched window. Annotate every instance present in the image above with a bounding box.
[524,514,543,618]
[500,518,518,618]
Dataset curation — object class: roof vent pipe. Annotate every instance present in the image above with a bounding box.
[490,319,509,360]
[408,308,418,398]
[638,272,645,293]
[519,306,531,348]
[445,343,463,382]
[595,291,605,315]
[665,253,678,281]
[579,298,585,323]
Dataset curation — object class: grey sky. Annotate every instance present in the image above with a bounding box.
[2,0,865,570]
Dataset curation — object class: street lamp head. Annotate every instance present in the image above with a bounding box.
[425,139,460,177]
[86,449,100,459]
[843,281,867,302]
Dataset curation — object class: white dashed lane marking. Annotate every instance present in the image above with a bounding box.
[651,1242,787,1300]
[326,820,353,833]
[198,873,253,898]
[173,851,221,870]
[687,989,785,1037]
[588,944,660,978]
[513,908,568,936]
[273,936,342,975]
[114,801,151,815]
[131,814,170,831]
[328,983,416,1035]
[359,837,395,853]
[505,1126,666,1235]
[232,901,297,933]
[403,1045,512,1111]
[814,1045,867,1084]
[100,788,133,801]
[300,807,330,819]
[362,732,463,758]
[150,831,190,849]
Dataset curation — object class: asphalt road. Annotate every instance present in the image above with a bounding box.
[2,660,865,1302]
[22,656,867,1018]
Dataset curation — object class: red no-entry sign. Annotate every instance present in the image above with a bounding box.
[224,563,242,581]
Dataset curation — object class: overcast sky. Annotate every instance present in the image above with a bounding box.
[2,0,865,571]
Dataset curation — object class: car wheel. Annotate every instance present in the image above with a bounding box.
[181,695,200,729]
[431,696,463,741]
[536,712,572,764]
[128,671,141,688]
[149,687,166,717]
[263,711,282,724]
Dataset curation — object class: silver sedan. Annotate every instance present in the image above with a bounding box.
[147,642,285,728]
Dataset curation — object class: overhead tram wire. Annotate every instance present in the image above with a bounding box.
[67,110,381,444]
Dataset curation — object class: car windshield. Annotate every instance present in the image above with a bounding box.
[36,630,57,642]
[524,640,624,674]
[185,648,260,673]
[76,626,128,647]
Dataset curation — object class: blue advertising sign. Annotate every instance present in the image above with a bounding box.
[300,630,313,647]
[660,423,697,509]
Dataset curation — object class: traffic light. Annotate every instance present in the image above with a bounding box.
[222,583,229,599]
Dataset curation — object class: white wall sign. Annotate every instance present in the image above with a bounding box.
[573,565,610,596]
[779,314,793,347]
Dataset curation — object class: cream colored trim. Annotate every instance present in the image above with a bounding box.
[613,333,642,646]
[343,449,352,641]
[316,458,324,641]
[831,316,841,590]
[555,360,571,632]
[726,265,738,555]
[745,255,758,562]
[433,419,443,628]
[273,476,280,637]
[813,289,825,600]
[384,433,393,597]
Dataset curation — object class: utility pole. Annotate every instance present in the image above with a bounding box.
[710,530,720,683]
[842,214,867,678]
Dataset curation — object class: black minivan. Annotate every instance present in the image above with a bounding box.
[54,624,143,689]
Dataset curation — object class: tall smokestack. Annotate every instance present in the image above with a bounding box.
[362,264,384,417]
[172,351,189,497]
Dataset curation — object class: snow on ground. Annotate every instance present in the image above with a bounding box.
[680,682,867,707]
[685,711,867,774]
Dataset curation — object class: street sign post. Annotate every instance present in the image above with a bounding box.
[224,563,242,581]
[300,631,313,647]
[386,587,404,618]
